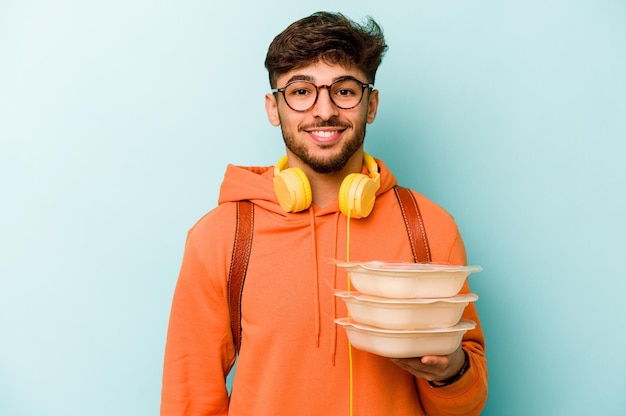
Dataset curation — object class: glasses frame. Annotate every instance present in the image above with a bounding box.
[271,76,375,112]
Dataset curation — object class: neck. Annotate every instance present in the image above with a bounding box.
[302,152,364,208]
[307,171,347,208]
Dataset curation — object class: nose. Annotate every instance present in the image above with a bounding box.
[311,86,339,120]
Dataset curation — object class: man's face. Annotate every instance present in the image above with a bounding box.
[265,61,379,174]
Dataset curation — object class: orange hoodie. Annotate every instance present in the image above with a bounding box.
[161,158,488,415]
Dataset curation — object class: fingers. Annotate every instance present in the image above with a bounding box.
[391,356,450,381]
[390,347,465,381]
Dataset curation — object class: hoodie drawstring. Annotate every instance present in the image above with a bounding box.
[309,207,321,348]
[330,211,341,365]
[311,208,355,415]
[309,208,344,366]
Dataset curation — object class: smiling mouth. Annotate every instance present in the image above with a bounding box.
[305,129,346,143]
[302,122,349,141]
[309,129,342,138]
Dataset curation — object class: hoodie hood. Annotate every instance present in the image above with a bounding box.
[217,157,398,215]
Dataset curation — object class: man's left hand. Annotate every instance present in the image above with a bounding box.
[391,346,465,382]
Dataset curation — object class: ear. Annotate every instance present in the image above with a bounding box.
[366,89,379,124]
[265,93,281,126]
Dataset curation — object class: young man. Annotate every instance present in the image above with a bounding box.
[161,11,488,415]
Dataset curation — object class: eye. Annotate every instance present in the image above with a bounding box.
[332,79,361,98]
[293,88,311,96]
[286,82,315,98]
[336,88,357,97]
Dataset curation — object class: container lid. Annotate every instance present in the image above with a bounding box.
[335,317,477,334]
[336,261,483,274]
[335,291,478,304]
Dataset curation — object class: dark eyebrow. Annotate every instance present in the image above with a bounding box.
[285,74,314,84]
[333,75,359,83]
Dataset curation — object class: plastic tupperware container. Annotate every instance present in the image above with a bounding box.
[335,291,478,330]
[335,318,476,358]
[337,261,482,299]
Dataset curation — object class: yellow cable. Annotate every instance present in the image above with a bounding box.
[346,210,353,416]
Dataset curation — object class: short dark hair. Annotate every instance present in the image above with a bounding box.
[264,11,388,87]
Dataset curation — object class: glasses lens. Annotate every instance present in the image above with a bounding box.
[330,78,363,109]
[283,82,318,112]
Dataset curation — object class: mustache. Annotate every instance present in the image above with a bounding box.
[299,120,351,131]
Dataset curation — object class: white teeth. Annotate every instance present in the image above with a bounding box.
[311,130,336,138]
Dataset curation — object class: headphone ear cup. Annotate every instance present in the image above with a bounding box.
[338,173,357,217]
[273,167,313,213]
[338,173,378,218]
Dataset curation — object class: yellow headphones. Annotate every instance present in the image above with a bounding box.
[273,153,381,218]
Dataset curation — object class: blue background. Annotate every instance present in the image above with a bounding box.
[1,1,625,415]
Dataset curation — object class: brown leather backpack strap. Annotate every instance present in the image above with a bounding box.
[394,186,431,263]
[228,200,254,354]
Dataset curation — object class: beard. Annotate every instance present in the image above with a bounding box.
[279,118,367,174]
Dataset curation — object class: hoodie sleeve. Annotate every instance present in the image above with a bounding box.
[415,227,489,415]
[161,222,236,416]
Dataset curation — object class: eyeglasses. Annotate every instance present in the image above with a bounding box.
[271,76,374,112]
